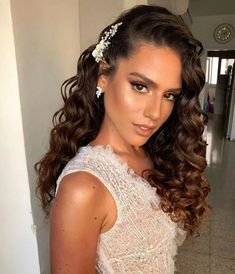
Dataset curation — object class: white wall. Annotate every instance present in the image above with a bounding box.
[125,0,147,9]
[79,0,124,52]
[148,0,189,15]
[0,0,40,273]
[10,0,80,273]
[190,14,235,50]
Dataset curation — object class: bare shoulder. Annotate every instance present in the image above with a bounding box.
[56,171,109,206]
[51,171,110,233]
[50,171,109,274]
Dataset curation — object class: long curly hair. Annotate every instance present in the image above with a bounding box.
[35,5,211,239]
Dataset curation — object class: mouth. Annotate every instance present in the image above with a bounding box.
[132,123,155,137]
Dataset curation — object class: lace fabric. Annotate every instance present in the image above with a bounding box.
[55,144,187,274]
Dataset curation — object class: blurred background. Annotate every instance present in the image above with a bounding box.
[1,0,235,273]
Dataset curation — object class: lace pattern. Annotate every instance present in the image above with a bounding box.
[55,144,187,273]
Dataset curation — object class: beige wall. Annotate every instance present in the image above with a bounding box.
[79,0,124,52]
[9,0,128,272]
[10,0,80,273]
[190,14,235,50]
[0,0,40,273]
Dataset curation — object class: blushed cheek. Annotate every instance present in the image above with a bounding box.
[113,87,137,115]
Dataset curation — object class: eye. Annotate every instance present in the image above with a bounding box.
[130,82,148,93]
[164,93,179,101]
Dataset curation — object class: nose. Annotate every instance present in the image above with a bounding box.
[143,96,162,121]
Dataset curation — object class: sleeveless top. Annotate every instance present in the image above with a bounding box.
[55,144,187,274]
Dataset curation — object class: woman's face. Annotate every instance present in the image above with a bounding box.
[98,43,182,149]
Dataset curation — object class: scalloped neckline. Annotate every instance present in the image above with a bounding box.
[84,144,152,187]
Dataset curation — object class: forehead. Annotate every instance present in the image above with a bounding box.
[116,43,182,86]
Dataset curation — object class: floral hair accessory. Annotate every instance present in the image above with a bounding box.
[92,22,123,63]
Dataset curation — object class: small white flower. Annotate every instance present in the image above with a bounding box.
[92,22,123,63]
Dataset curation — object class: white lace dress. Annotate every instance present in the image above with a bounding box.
[55,144,187,274]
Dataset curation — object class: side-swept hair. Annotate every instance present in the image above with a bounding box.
[35,5,211,239]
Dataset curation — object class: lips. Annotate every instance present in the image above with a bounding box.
[133,123,156,137]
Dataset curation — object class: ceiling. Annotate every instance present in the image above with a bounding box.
[148,0,235,16]
[189,0,235,16]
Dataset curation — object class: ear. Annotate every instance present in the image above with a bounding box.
[97,74,108,92]
[97,61,110,92]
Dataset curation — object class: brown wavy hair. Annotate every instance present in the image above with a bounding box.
[35,5,211,238]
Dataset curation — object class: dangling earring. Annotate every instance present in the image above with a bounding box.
[96,86,104,98]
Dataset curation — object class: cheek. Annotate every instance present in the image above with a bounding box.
[110,84,137,114]
[162,103,174,120]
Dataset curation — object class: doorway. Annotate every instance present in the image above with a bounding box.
[204,50,235,139]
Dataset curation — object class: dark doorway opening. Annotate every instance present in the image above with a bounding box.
[204,50,235,139]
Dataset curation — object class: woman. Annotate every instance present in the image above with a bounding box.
[35,4,211,273]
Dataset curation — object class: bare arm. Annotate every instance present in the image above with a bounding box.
[50,172,108,274]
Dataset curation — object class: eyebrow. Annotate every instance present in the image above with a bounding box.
[128,72,182,92]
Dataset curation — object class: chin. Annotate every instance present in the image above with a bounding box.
[127,136,150,148]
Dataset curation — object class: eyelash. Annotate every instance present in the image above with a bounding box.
[130,82,179,101]
[130,82,148,93]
